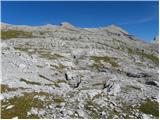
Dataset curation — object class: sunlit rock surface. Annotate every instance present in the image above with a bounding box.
[1,23,159,119]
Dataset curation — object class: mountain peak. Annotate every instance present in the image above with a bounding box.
[152,36,159,44]
[105,24,128,34]
[59,22,75,28]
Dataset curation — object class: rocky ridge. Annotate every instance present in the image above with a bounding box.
[1,22,159,119]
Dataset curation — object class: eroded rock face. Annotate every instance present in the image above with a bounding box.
[1,23,159,119]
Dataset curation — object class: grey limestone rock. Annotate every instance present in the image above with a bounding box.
[1,22,159,119]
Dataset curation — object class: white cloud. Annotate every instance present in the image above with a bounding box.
[119,17,154,25]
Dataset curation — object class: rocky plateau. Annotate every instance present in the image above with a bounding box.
[0,22,159,119]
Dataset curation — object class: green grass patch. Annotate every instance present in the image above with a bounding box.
[14,47,29,52]
[54,97,64,104]
[127,48,159,65]
[122,85,141,92]
[108,102,135,119]
[119,103,134,119]
[84,99,105,118]
[139,100,159,118]
[1,30,33,40]
[90,63,101,70]
[1,91,64,119]
[1,92,47,119]
[135,62,145,67]
[55,80,67,84]
[127,48,134,54]
[20,78,41,85]
[50,64,66,71]
[14,47,64,60]
[1,84,17,93]
[58,64,66,69]
[90,56,119,69]
[92,93,103,100]
[38,52,63,60]
[14,47,35,56]
[139,52,159,65]
[45,80,67,88]
[107,109,120,119]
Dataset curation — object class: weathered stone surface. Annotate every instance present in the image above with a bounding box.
[1,23,159,119]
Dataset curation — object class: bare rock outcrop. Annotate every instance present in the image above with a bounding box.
[1,22,159,119]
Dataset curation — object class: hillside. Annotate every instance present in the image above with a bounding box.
[1,22,159,119]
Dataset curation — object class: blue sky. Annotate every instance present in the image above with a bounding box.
[1,1,159,42]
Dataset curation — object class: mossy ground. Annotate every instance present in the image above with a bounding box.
[1,84,17,93]
[84,99,103,118]
[139,52,159,65]
[14,47,64,60]
[139,100,159,118]
[50,64,67,71]
[127,48,159,65]
[1,92,44,119]
[108,102,136,119]
[84,97,141,119]
[1,30,33,40]
[1,92,65,119]
[90,56,119,70]
[38,51,63,60]
[122,85,141,92]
